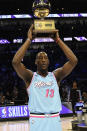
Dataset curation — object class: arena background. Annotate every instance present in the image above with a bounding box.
[0,0,87,110]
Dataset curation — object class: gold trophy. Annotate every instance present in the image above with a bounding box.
[32,0,58,38]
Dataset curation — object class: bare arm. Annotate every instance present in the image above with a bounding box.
[53,31,78,83]
[12,25,34,86]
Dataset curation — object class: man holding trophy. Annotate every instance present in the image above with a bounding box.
[12,0,78,131]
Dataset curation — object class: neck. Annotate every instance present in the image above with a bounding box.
[37,70,48,77]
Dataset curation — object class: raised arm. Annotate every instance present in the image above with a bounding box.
[12,25,34,87]
[53,31,78,83]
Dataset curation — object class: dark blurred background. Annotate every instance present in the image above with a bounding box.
[0,0,87,105]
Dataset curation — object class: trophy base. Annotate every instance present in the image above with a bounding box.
[33,29,58,38]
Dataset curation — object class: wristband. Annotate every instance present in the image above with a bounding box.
[56,37,60,43]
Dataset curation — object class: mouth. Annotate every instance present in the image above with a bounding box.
[42,64,46,66]
[42,64,47,67]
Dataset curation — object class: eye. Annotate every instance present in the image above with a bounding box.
[44,56,48,59]
[38,56,43,59]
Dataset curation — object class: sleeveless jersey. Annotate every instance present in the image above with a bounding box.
[27,72,62,113]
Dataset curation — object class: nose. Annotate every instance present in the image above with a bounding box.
[42,57,46,62]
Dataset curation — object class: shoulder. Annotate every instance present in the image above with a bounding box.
[25,72,36,88]
[53,68,63,82]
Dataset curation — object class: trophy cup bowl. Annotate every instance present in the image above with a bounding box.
[32,0,58,39]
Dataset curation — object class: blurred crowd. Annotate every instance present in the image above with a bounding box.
[0,67,28,106]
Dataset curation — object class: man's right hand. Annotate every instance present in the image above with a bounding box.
[27,24,34,40]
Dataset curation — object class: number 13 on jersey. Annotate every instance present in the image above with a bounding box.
[45,89,54,98]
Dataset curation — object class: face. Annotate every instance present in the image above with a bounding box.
[35,52,49,71]
[73,81,77,89]
[82,92,87,97]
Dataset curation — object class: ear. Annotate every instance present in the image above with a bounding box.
[35,59,37,65]
[48,59,50,65]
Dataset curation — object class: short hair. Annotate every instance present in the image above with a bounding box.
[36,51,48,60]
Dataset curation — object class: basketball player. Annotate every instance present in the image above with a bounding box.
[12,25,78,131]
